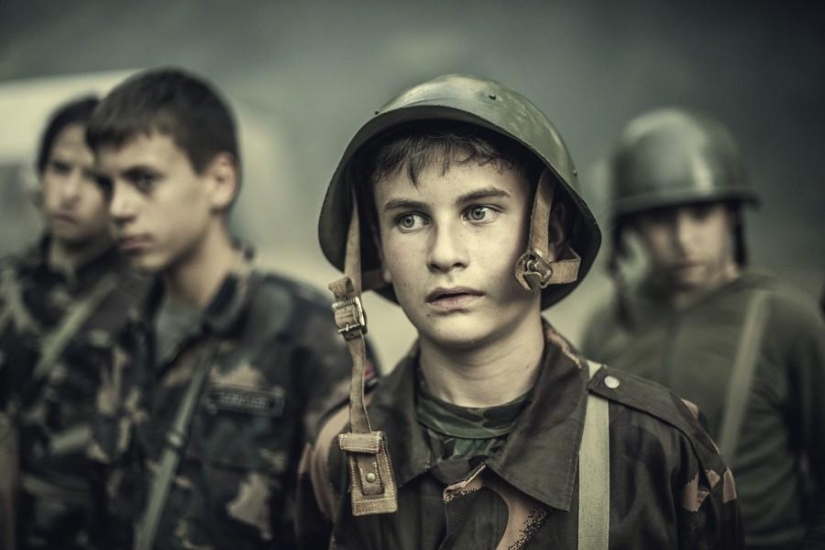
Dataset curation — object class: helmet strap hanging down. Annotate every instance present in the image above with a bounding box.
[515,169,581,291]
[328,192,398,516]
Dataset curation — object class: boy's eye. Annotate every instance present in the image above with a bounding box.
[48,160,72,176]
[464,206,498,223]
[127,170,159,193]
[396,213,428,231]
[135,174,155,192]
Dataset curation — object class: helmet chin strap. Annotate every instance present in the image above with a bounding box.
[327,191,398,516]
[515,169,582,291]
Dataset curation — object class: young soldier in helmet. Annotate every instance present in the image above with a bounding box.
[581,108,825,549]
[297,75,743,549]
[85,68,365,549]
[0,97,147,549]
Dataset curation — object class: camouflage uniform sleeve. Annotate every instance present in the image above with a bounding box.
[671,396,744,550]
[296,403,350,550]
[594,366,744,548]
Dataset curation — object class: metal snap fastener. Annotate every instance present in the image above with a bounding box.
[604,375,620,389]
[365,472,377,483]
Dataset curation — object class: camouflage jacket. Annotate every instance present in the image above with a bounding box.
[0,238,146,549]
[298,322,743,550]
[88,264,362,549]
[582,271,825,549]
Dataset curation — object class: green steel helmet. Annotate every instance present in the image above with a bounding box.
[610,107,759,219]
[318,74,602,309]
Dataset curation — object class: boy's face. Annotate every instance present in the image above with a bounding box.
[95,131,226,273]
[374,159,541,350]
[41,123,112,250]
[633,202,735,292]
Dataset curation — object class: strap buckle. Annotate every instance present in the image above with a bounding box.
[515,251,554,290]
[332,295,368,340]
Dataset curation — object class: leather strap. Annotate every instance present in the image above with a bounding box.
[515,169,581,291]
[328,195,397,516]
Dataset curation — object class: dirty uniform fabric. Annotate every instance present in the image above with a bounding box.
[0,239,146,549]
[582,271,825,550]
[298,322,743,550]
[88,266,358,549]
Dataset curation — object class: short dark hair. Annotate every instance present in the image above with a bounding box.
[358,122,545,236]
[36,95,99,174]
[360,121,579,261]
[86,68,240,176]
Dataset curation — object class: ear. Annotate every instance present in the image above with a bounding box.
[547,202,567,260]
[205,152,239,212]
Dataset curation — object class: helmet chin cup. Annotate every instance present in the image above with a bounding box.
[515,248,581,292]
[515,252,554,291]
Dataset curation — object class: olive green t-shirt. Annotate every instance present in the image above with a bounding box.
[416,374,531,484]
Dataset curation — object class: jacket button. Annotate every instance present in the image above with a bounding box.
[366,472,377,483]
[604,375,620,389]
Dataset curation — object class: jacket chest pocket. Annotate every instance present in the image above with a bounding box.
[184,383,297,476]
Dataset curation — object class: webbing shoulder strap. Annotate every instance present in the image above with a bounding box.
[31,274,119,389]
[578,361,610,550]
[717,289,771,463]
[134,342,218,550]
[0,264,39,336]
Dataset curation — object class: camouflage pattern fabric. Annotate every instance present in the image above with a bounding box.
[0,238,147,549]
[417,377,530,481]
[582,271,825,549]
[88,263,362,549]
[298,321,744,550]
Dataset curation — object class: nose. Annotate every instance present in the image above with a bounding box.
[57,172,82,205]
[427,222,468,273]
[672,210,695,251]
[109,182,137,225]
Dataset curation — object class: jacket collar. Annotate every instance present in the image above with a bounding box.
[135,256,257,339]
[367,321,588,512]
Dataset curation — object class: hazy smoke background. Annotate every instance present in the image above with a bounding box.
[1,0,822,370]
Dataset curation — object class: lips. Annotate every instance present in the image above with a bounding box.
[674,260,700,270]
[51,213,77,224]
[426,287,483,310]
[119,234,151,252]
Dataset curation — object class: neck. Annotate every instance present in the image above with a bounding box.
[668,260,740,310]
[47,234,113,277]
[418,313,545,408]
[163,224,240,308]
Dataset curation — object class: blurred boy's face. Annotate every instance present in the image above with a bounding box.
[41,124,112,251]
[95,131,230,273]
[633,202,736,293]
[374,159,542,351]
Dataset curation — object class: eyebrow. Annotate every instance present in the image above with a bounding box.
[382,187,511,213]
[456,187,511,205]
[121,165,161,179]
